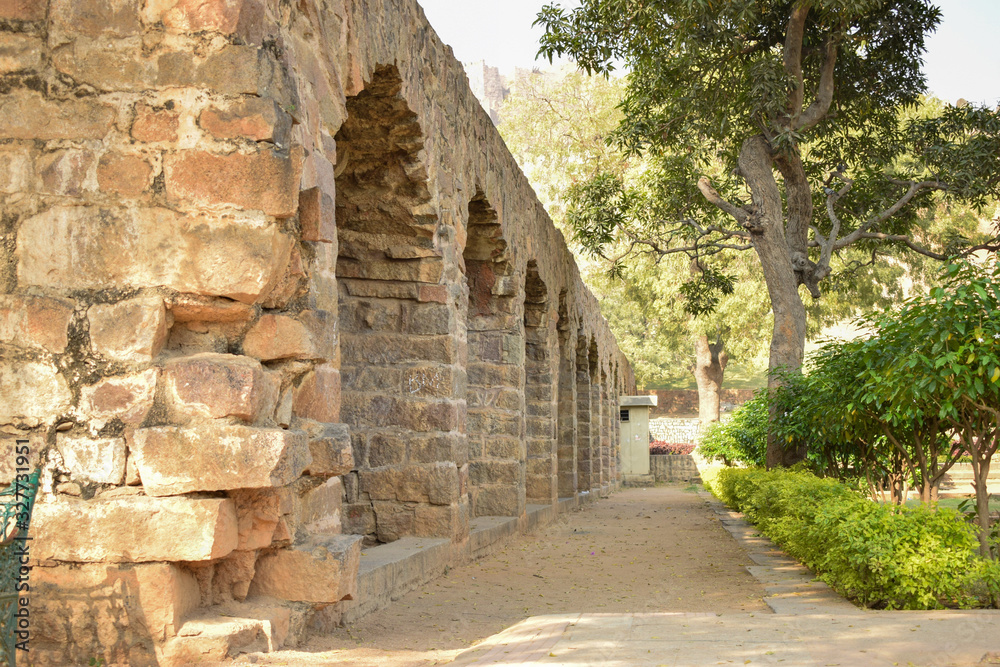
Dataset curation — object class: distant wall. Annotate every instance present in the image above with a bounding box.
[644,389,756,418]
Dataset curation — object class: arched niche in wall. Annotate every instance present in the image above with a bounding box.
[335,64,464,544]
[555,291,577,498]
[463,190,523,518]
[523,261,557,505]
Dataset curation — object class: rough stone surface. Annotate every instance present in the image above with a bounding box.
[33,495,238,562]
[97,152,153,197]
[163,353,278,422]
[249,534,362,603]
[79,369,160,427]
[0,295,75,354]
[299,420,354,477]
[131,423,310,496]
[0,91,115,140]
[17,206,293,303]
[88,296,168,363]
[164,149,302,217]
[200,96,291,143]
[56,434,127,484]
[292,362,341,423]
[0,361,72,427]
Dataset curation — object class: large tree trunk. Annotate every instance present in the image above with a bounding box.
[738,136,809,469]
[692,335,728,425]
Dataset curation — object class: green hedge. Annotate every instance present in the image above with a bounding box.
[713,467,1000,609]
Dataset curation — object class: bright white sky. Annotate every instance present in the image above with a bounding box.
[418,0,1000,107]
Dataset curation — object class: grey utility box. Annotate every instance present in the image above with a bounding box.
[619,395,657,478]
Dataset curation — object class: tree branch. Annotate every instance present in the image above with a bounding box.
[833,180,943,249]
[697,176,749,224]
[783,2,810,123]
[794,37,838,131]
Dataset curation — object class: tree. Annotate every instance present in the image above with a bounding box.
[536,0,1000,467]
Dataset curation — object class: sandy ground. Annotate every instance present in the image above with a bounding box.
[244,485,768,666]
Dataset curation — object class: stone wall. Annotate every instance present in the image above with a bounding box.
[649,455,702,483]
[0,0,634,664]
[645,389,756,418]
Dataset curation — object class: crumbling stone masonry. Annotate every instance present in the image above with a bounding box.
[0,0,635,664]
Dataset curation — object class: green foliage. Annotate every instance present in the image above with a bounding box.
[714,468,993,609]
[698,392,769,467]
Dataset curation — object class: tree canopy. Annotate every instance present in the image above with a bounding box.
[536,0,1000,466]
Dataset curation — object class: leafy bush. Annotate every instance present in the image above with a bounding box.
[649,441,695,455]
[697,393,768,466]
[714,467,994,609]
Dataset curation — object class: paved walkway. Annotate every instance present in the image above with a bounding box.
[449,491,1000,667]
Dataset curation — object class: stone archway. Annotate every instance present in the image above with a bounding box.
[335,65,463,543]
[463,191,523,517]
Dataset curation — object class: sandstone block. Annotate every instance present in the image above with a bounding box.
[243,310,335,361]
[131,423,310,496]
[0,360,71,427]
[229,488,280,551]
[0,145,32,194]
[56,434,126,484]
[342,502,376,536]
[164,148,301,218]
[17,206,293,304]
[0,429,42,486]
[368,431,405,467]
[131,102,180,142]
[292,363,340,423]
[200,96,291,143]
[0,90,114,140]
[248,534,362,603]
[144,0,245,34]
[134,563,202,642]
[212,549,258,602]
[298,420,353,477]
[371,500,413,542]
[298,186,335,242]
[0,0,45,20]
[168,294,255,323]
[88,296,167,364]
[37,148,94,196]
[79,368,159,426]
[0,34,43,75]
[0,295,74,354]
[341,394,461,433]
[51,0,142,37]
[300,476,343,535]
[97,152,152,198]
[414,503,460,538]
[33,495,238,562]
[163,353,278,422]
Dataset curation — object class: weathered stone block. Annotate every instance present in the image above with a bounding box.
[164,148,302,218]
[0,34,40,74]
[293,363,340,423]
[402,366,454,398]
[248,534,362,603]
[144,0,246,34]
[36,148,94,196]
[0,295,74,354]
[0,91,115,140]
[33,495,238,562]
[168,294,255,323]
[163,353,278,422]
[372,500,414,542]
[56,434,126,485]
[200,96,291,143]
[342,502,376,536]
[229,489,280,551]
[0,429,42,486]
[131,102,180,142]
[97,152,152,197]
[30,562,199,665]
[17,206,293,304]
[298,185,335,242]
[340,333,455,366]
[414,502,460,538]
[300,476,343,535]
[341,394,460,432]
[298,420,353,477]
[473,486,520,517]
[0,0,45,20]
[131,423,310,496]
[470,460,520,486]
[367,431,405,467]
[0,360,71,427]
[88,296,167,364]
[50,0,142,37]
[79,368,159,426]
[243,310,335,361]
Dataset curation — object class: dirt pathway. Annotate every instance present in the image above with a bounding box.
[248,485,768,666]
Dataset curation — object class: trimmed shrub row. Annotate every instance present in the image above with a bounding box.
[710,467,1000,609]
